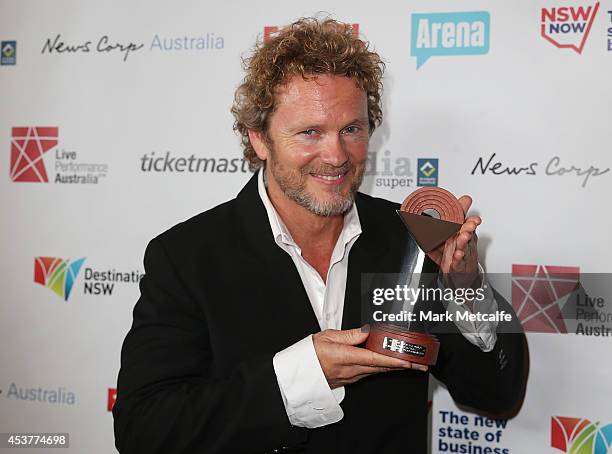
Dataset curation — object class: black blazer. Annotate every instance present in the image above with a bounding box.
[113,172,527,454]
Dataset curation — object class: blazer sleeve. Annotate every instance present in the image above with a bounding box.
[430,287,529,417]
[113,238,307,454]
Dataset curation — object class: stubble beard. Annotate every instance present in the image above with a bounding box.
[268,150,364,217]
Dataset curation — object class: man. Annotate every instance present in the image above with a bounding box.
[113,18,527,454]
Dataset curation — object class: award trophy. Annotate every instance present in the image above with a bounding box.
[365,187,465,366]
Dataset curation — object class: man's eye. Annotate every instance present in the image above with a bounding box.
[301,129,317,136]
[344,126,360,134]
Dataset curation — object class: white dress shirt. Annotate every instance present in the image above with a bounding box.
[258,170,498,429]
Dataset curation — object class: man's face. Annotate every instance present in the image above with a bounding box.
[257,74,369,217]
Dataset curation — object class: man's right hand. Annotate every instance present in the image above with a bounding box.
[313,326,428,389]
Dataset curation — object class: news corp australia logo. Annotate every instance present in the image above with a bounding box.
[552,416,612,454]
[33,256,143,301]
[411,11,490,69]
[9,127,108,184]
[541,2,600,54]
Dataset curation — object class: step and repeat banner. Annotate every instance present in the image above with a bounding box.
[1,0,610,453]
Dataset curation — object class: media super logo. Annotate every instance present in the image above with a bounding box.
[411,11,489,69]
[417,158,439,186]
[10,127,58,182]
[34,257,86,301]
[541,2,600,54]
[552,416,612,454]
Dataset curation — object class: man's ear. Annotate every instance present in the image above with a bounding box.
[247,130,269,162]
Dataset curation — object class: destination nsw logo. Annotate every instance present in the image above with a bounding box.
[552,416,612,454]
[34,256,142,300]
[411,11,489,69]
[9,127,108,184]
[541,2,599,54]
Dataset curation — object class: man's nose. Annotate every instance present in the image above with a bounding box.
[319,134,349,167]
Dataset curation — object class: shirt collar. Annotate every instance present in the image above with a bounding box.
[257,168,362,251]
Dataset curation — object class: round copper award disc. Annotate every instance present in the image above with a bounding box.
[400,187,465,224]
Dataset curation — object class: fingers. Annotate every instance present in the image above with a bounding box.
[458,195,472,216]
[323,326,370,346]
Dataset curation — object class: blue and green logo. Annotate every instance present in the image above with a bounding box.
[411,11,490,69]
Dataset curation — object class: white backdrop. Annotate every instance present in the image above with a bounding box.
[1,0,611,453]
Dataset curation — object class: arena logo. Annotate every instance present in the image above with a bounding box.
[552,416,612,454]
[263,24,359,43]
[411,11,490,69]
[1,40,16,65]
[9,127,108,184]
[140,151,251,174]
[34,256,143,300]
[541,2,600,54]
[470,152,609,188]
[107,388,116,412]
[4,382,76,405]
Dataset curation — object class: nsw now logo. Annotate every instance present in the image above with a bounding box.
[411,11,490,69]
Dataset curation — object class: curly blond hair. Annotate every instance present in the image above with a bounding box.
[231,17,385,171]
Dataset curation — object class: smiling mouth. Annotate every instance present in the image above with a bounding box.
[312,172,346,181]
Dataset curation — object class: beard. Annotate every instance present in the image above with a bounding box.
[267,148,364,217]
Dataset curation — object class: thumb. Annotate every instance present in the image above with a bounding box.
[332,325,370,346]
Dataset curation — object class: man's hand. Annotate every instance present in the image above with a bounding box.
[313,327,427,389]
[426,195,481,288]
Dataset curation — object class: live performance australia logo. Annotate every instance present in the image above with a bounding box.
[411,11,489,69]
[470,153,609,188]
[9,127,108,184]
[551,416,612,454]
[41,32,224,61]
[540,2,599,54]
[1,40,16,65]
[511,264,612,337]
[364,151,439,189]
[33,256,143,300]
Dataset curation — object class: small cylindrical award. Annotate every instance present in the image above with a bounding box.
[365,187,465,366]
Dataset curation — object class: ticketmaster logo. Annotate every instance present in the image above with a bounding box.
[411,11,490,69]
[34,257,86,301]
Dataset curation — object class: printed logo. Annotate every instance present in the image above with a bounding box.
[34,256,142,301]
[470,152,609,188]
[607,9,612,51]
[5,382,76,405]
[512,264,580,333]
[140,151,250,174]
[541,2,600,54]
[9,126,109,184]
[107,388,116,412]
[34,257,86,301]
[411,11,490,69]
[263,24,359,43]
[552,416,612,454]
[417,158,439,186]
[364,150,414,189]
[1,40,16,65]
[10,127,58,182]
